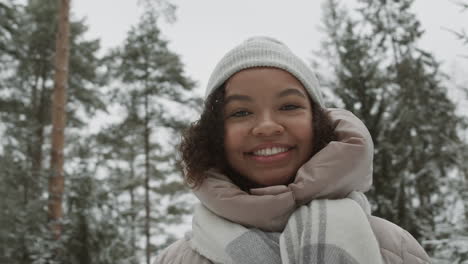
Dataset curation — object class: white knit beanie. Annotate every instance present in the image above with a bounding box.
[205,36,325,107]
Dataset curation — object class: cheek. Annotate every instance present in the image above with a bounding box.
[289,116,314,149]
[224,123,248,153]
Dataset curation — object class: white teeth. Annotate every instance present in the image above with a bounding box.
[253,147,288,156]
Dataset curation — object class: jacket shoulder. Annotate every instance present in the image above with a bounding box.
[153,237,213,264]
[368,215,431,264]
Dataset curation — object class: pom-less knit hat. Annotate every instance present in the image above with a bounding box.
[205,36,325,107]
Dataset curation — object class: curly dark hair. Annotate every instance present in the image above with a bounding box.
[179,85,337,191]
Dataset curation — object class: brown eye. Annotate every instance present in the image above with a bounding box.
[230,110,251,118]
[280,104,300,111]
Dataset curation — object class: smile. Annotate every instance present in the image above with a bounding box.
[252,147,290,156]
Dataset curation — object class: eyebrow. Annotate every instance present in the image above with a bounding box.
[277,88,307,99]
[224,94,253,105]
[224,88,307,105]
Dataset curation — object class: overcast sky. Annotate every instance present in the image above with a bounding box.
[72,0,468,109]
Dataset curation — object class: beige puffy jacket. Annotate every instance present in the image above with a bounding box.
[154,109,431,264]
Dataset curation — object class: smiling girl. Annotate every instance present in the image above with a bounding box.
[155,37,430,264]
[223,67,322,188]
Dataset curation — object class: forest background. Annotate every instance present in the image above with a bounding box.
[0,0,467,264]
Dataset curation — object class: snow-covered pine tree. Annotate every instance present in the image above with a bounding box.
[0,0,131,263]
[103,10,197,264]
[320,0,467,257]
[428,2,468,262]
[62,135,137,264]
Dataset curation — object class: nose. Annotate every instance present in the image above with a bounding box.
[252,115,284,137]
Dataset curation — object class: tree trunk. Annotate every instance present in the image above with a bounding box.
[144,93,151,264]
[48,0,70,241]
[31,78,48,190]
[130,158,137,254]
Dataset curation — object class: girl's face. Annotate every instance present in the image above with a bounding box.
[223,67,314,187]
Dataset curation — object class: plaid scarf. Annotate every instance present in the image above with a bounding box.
[190,194,383,264]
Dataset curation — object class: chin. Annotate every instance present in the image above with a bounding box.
[254,173,295,187]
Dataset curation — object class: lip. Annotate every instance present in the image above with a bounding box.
[248,147,294,163]
[246,143,294,154]
[244,143,296,164]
